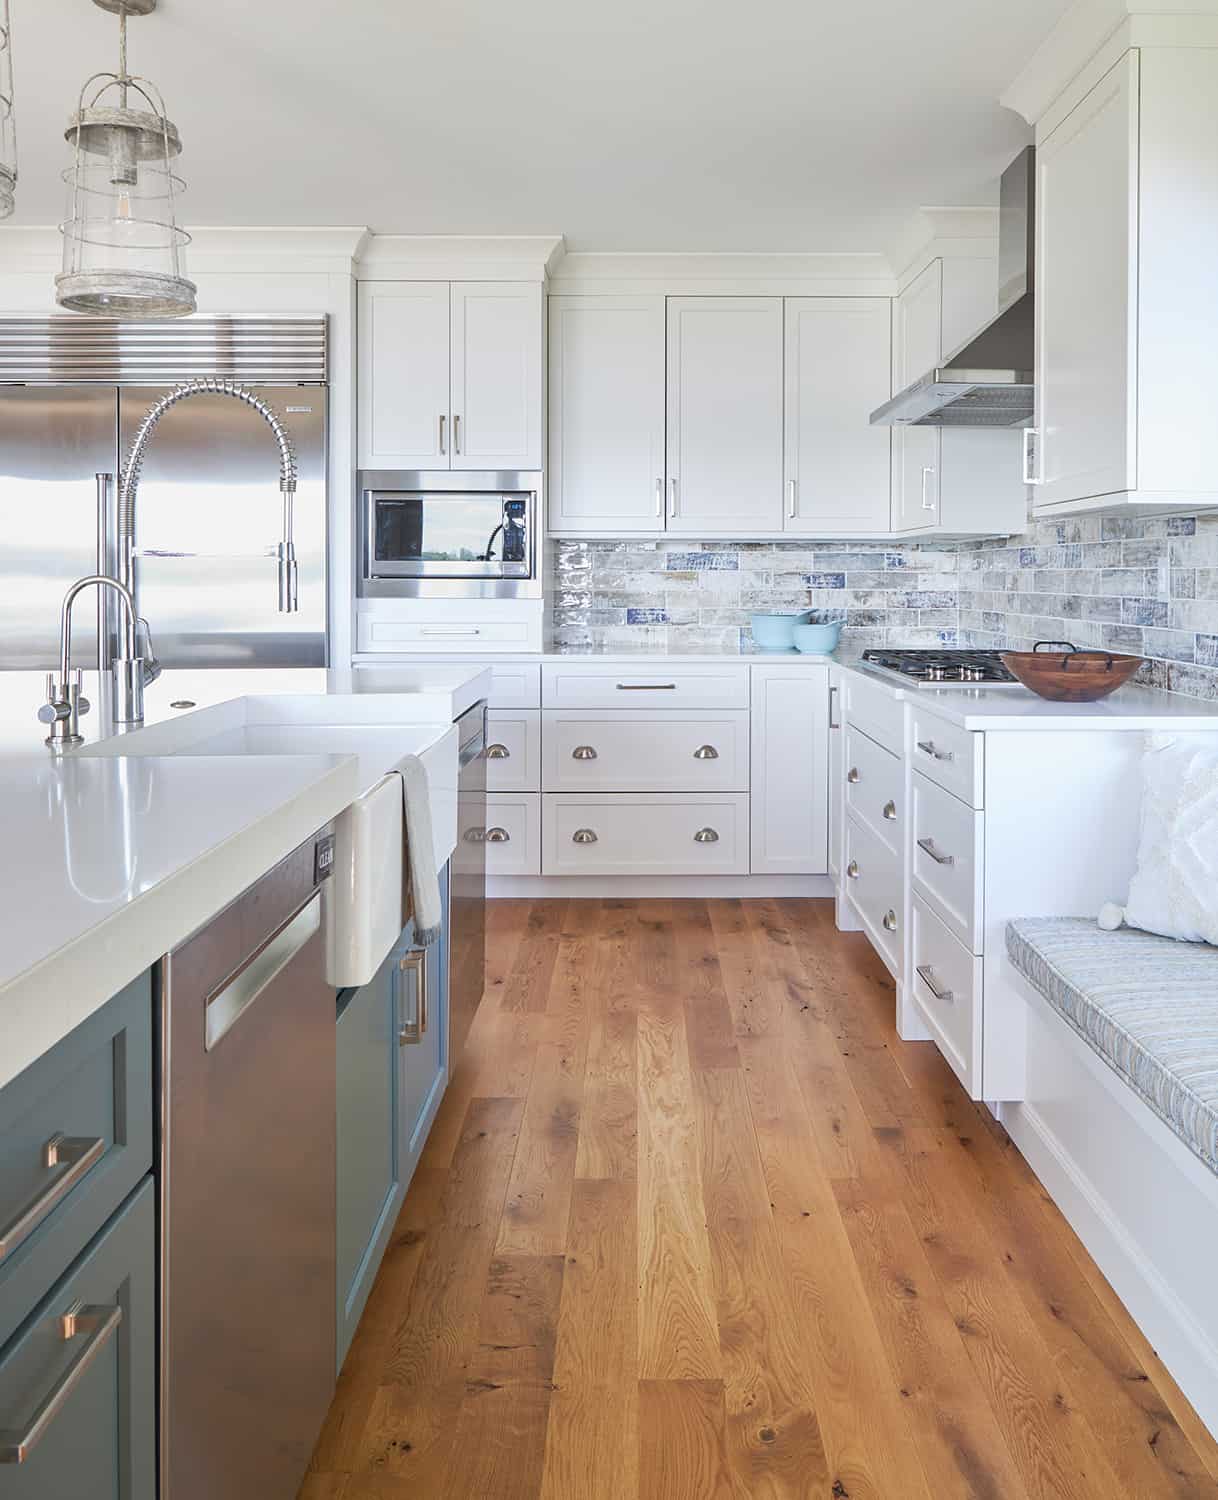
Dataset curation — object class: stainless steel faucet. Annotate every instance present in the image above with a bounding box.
[39,574,148,751]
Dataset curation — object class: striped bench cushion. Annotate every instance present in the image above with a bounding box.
[1006,917,1218,1176]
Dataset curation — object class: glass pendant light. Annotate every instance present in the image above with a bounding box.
[56,0,196,318]
[0,0,16,218]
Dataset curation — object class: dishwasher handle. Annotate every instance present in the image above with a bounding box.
[204,892,322,1052]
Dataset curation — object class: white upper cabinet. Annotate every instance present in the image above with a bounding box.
[450,282,543,471]
[783,298,892,535]
[358,279,543,473]
[665,297,784,533]
[548,294,665,534]
[892,262,944,532]
[357,282,451,469]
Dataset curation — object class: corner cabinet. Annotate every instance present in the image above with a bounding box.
[358,281,543,472]
[749,662,831,874]
[1030,46,1218,515]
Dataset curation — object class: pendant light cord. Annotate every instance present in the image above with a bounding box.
[117,6,128,105]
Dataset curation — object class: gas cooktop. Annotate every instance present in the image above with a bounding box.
[860,648,1021,688]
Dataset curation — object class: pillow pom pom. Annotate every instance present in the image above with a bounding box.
[1097,901,1126,932]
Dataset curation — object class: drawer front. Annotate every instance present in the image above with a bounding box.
[359,617,534,652]
[486,709,541,792]
[542,661,750,710]
[911,896,982,1096]
[908,708,983,808]
[542,711,749,793]
[485,794,541,877]
[844,813,903,975]
[911,772,984,954]
[843,724,903,858]
[544,794,749,876]
[0,974,152,1350]
[842,670,903,756]
[0,1177,155,1499]
[485,662,541,709]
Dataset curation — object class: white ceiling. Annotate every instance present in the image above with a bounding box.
[8,0,1069,253]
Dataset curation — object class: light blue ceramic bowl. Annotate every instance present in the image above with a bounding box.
[792,621,843,654]
[750,611,811,651]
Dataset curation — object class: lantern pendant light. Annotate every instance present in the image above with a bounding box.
[56,0,196,318]
[0,0,16,218]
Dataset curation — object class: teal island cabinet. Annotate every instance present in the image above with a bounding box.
[0,973,156,1499]
[335,862,451,1369]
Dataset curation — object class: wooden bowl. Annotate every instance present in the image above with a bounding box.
[1001,642,1144,702]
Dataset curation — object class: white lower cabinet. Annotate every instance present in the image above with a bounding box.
[544,793,749,876]
[843,722,903,858]
[750,663,829,875]
[910,894,982,1093]
[910,771,984,953]
[844,812,903,976]
[486,709,541,793]
[543,710,749,793]
[485,794,541,877]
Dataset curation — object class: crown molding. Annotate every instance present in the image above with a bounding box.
[1002,0,1218,125]
[355,235,565,282]
[888,206,999,285]
[0,224,373,277]
[547,251,896,296]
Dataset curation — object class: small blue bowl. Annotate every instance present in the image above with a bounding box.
[792,621,843,654]
[750,611,811,651]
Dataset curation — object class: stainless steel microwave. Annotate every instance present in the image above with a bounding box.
[357,470,541,599]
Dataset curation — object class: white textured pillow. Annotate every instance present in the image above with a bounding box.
[1120,735,1218,945]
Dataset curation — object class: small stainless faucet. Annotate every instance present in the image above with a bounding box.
[39,574,152,751]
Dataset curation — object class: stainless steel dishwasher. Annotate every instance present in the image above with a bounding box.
[159,826,337,1500]
[449,699,487,1060]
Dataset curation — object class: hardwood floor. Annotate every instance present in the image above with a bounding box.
[303,898,1218,1500]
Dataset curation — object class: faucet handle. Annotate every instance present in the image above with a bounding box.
[72,669,91,719]
[37,673,71,726]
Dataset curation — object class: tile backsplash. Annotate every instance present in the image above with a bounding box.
[550,508,1218,701]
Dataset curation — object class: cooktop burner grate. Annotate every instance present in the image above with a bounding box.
[861,648,1018,685]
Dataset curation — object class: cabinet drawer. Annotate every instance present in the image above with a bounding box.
[0,974,152,1350]
[911,896,982,1096]
[359,617,535,653]
[908,708,983,808]
[485,662,541,709]
[542,710,749,792]
[843,723,903,858]
[486,709,541,792]
[0,1177,155,1498]
[844,812,903,977]
[543,794,749,876]
[842,670,904,756]
[911,772,984,954]
[542,661,750,710]
[485,794,541,877]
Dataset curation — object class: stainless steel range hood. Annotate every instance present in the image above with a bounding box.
[871,146,1035,428]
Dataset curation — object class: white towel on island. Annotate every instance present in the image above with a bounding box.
[395,755,441,948]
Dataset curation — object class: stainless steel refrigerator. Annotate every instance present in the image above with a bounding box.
[0,315,327,672]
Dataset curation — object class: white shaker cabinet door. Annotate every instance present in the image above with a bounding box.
[784,297,892,534]
[548,294,666,533]
[750,662,830,875]
[1034,52,1137,509]
[450,281,543,471]
[665,296,784,533]
[891,261,942,533]
[358,282,451,469]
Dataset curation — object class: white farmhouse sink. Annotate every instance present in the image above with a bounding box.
[77,696,460,989]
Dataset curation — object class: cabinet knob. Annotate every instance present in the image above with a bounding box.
[882,910,899,933]
[882,800,897,821]
[693,745,719,760]
[486,743,510,760]
[572,745,598,760]
[847,767,860,784]
[572,828,598,844]
[846,859,860,880]
[485,827,511,844]
[694,827,720,844]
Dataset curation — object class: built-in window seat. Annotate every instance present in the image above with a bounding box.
[999,916,1218,1439]
[1006,917,1218,1176]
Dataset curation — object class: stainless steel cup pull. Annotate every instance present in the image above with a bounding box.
[485,827,511,843]
[882,910,899,933]
[916,739,954,763]
[916,964,954,1003]
[846,860,860,880]
[882,800,897,821]
[694,827,719,844]
[572,828,598,844]
[0,1302,122,1464]
[847,767,860,784]
[486,744,510,760]
[0,1133,106,1264]
[572,745,598,760]
[917,836,954,867]
[463,827,486,844]
[693,745,719,760]
[397,949,427,1046]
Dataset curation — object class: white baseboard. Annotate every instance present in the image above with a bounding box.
[487,874,834,899]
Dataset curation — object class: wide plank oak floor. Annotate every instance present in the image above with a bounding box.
[303,898,1218,1500]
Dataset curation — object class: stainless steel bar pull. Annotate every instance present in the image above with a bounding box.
[204,894,321,1052]
[439,413,446,455]
[398,949,427,1045]
[0,1134,106,1263]
[917,836,954,867]
[916,740,954,763]
[916,964,954,1003]
[0,1302,122,1464]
